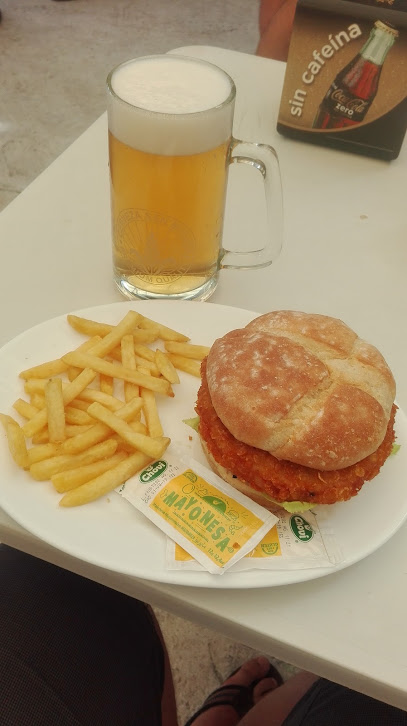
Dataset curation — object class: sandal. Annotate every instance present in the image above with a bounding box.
[184,662,283,725]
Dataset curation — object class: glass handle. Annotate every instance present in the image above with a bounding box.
[221,139,283,269]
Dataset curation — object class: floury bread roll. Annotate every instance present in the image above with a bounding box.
[196,311,397,509]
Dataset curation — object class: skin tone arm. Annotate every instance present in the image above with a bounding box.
[256,0,298,61]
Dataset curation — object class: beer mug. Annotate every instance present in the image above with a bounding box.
[107,55,283,301]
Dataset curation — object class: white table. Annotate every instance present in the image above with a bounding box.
[1,46,406,710]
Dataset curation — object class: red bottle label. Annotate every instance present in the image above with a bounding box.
[322,80,371,122]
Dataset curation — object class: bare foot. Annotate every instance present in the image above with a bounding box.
[239,671,319,726]
[185,656,280,726]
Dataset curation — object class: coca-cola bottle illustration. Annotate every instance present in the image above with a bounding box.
[313,20,398,129]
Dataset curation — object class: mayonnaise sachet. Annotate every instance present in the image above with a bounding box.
[117,449,278,575]
[166,504,342,572]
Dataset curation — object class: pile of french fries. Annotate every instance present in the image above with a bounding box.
[0,309,210,508]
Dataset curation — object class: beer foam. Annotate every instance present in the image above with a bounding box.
[111,56,232,114]
[107,56,235,155]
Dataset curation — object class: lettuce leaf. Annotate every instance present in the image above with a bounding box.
[182,415,313,513]
[260,492,315,513]
[183,416,200,433]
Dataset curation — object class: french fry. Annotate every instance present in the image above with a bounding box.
[65,424,93,437]
[59,451,154,507]
[24,379,49,394]
[51,451,128,493]
[64,406,93,425]
[67,399,91,412]
[76,389,123,411]
[141,388,164,438]
[67,315,115,338]
[19,358,68,380]
[120,334,140,403]
[137,363,150,378]
[12,398,40,420]
[61,352,172,396]
[30,394,46,410]
[139,316,190,342]
[22,368,96,438]
[27,442,61,465]
[27,436,89,466]
[86,310,141,358]
[129,421,148,436]
[120,334,136,364]
[128,420,148,435]
[62,397,143,454]
[99,374,114,396]
[45,378,65,443]
[135,356,160,376]
[19,335,102,381]
[109,347,160,376]
[110,420,148,453]
[32,428,50,445]
[23,408,48,438]
[2,308,209,509]
[164,341,211,360]
[154,349,180,385]
[67,315,158,344]
[30,439,118,480]
[133,343,156,363]
[138,371,173,398]
[87,401,169,458]
[6,423,30,469]
[30,455,73,480]
[130,329,159,344]
[36,425,93,443]
[0,413,16,426]
[0,414,29,469]
[166,353,202,378]
[62,423,111,454]
[67,335,103,381]
[61,368,98,402]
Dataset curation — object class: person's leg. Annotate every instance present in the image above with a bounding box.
[238,671,318,726]
[186,663,407,726]
[184,656,283,726]
[150,607,179,726]
[256,0,297,61]
[280,677,407,726]
[238,673,407,726]
[259,0,287,36]
[0,544,178,726]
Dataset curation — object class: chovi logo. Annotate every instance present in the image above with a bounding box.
[140,461,167,483]
[290,515,314,542]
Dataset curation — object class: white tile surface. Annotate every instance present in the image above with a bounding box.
[0,0,260,212]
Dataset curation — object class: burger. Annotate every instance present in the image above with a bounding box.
[195,311,397,512]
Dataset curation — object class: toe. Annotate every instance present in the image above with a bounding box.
[253,676,279,703]
[224,656,271,688]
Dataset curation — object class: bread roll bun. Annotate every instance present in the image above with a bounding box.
[206,311,396,471]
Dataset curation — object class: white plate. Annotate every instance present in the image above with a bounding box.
[0,300,406,589]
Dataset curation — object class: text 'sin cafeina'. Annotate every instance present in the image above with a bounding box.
[277,0,407,160]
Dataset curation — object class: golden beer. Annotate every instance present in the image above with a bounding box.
[109,134,230,297]
[107,55,235,300]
